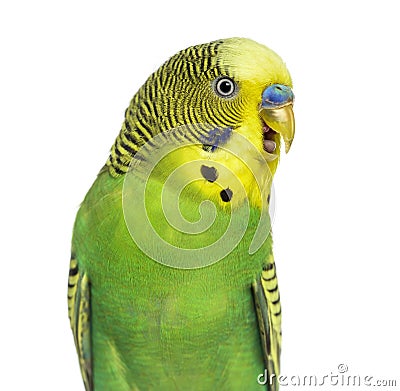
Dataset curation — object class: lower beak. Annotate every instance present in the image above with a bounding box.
[259,103,295,153]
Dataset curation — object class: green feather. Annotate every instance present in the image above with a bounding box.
[69,37,293,390]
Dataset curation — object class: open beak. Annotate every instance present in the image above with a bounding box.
[259,84,295,153]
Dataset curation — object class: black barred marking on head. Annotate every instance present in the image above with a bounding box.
[200,127,233,152]
[106,39,241,177]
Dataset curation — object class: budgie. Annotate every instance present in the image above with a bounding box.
[68,37,295,391]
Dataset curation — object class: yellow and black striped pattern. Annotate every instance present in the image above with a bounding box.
[106,39,247,177]
[252,257,282,391]
[68,255,93,391]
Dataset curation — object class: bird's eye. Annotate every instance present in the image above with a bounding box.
[213,77,238,98]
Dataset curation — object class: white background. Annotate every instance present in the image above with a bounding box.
[1,0,399,390]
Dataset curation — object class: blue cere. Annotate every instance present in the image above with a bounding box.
[261,84,294,108]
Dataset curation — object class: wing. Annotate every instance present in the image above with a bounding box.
[68,254,93,391]
[252,257,282,391]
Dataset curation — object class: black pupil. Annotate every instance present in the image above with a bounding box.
[219,80,233,94]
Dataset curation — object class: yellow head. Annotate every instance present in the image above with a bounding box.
[109,38,295,209]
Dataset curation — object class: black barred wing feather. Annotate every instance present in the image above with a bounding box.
[252,260,282,391]
[68,255,93,391]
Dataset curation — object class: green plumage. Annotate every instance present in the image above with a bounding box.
[68,37,293,390]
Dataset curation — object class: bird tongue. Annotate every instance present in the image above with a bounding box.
[263,123,277,153]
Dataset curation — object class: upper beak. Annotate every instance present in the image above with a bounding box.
[259,84,295,153]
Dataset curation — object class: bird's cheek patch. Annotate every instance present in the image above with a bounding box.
[200,127,233,152]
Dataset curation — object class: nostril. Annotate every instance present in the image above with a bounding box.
[261,84,294,108]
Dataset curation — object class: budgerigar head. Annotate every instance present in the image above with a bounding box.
[217,38,294,149]
[109,38,294,208]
